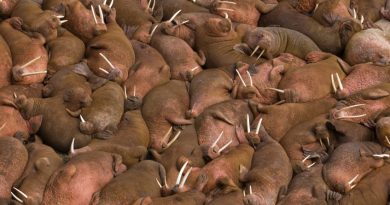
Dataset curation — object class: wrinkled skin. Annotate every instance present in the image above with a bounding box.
[162,19,196,48]
[255,97,337,141]
[329,83,390,124]
[42,67,92,112]
[187,67,234,118]
[351,0,387,24]
[124,40,170,110]
[0,17,48,85]
[0,84,43,106]
[232,53,306,105]
[277,51,348,103]
[60,0,107,43]
[0,137,28,202]
[280,114,330,174]
[79,81,124,139]
[142,80,192,153]
[14,143,63,205]
[150,125,205,188]
[0,34,12,88]
[243,27,320,60]
[161,0,209,21]
[375,108,390,148]
[206,190,245,205]
[208,0,278,26]
[337,162,390,205]
[16,95,91,152]
[133,190,206,205]
[86,8,135,83]
[72,110,149,167]
[41,151,126,205]
[323,141,388,193]
[114,0,162,43]
[46,28,85,73]
[11,0,61,41]
[242,133,292,205]
[344,19,390,66]
[325,119,375,145]
[195,17,262,68]
[260,1,362,54]
[289,0,318,13]
[312,0,357,27]
[90,160,165,205]
[336,63,390,99]
[0,106,41,142]
[195,100,255,160]
[150,21,205,81]
[188,144,254,193]
[0,0,19,16]
[277,164,329,205]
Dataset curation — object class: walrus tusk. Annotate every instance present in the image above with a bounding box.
[219,1,237,4]
[55,15,65,19]
[161,127,173,145]
[60,20,68,25]
[14,92,17,99]
[246,71,253,86]
[302,155,310,163]
[151,0,155,12]
[352,8,357,19]
[313,3,319,13]
[191,66,199,71]
[256,49,265,60]
[176,161,189,185]
[235,69,247,87]
[372,154,390,158]
[249,185,253,195]
[348,174,359,185]
[70,138,75,154]
[386,136,390,145]
[109,0,114,8]
[21,56,42,68]
[336,114,366,119]
[98,5,104,24]
[21,70,47,77]
[133,86,136,97]
[335,73,343,90]
[211,131,224,148]
[168,10,182,23]
[250,45,259,57]
[331,74,337,93]
[246,114,250,133]
[99,53,115,69]
[156,178,162,188]
[80,115,86,123]
[179,167,192,188]
[11,192,23,203]
[123,86,128,99]
[265,87,285,93]
[339,104,365,111]
[180,20,190,25]
[12,187,28,199]
[164,131,181,149]
[360,15,364,24]
[307,162,316,168]
[99,67,109,74]
[103,0,107,5]
[255,118,262,135]
[90,5,98,24]
[218,139,232,154]
[150,24,159,37]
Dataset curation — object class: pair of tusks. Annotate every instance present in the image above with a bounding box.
[161,127,182,149]
[103,0,114,8]
[351,8,364,24]
[386,136,390,145]
[18,56,47,77]
[215,1,237,12]
[334,104,367,120]
[11,187,28,204]
[243,185,252,196]
[123,86,136,99]
[331,73,343,93]
[147,0,156,13]
[318,136,330,148]
[235,69,253,87]
[54,15,67,25]
[250,46,265,61]
[210,131,233,154]
[246,114,262,135]
[301,155,317,168]
[91,5,105,25]
[150,9,183,37]
[348,174,359,190]
[98,53,116,75]
[156,161,192,189]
